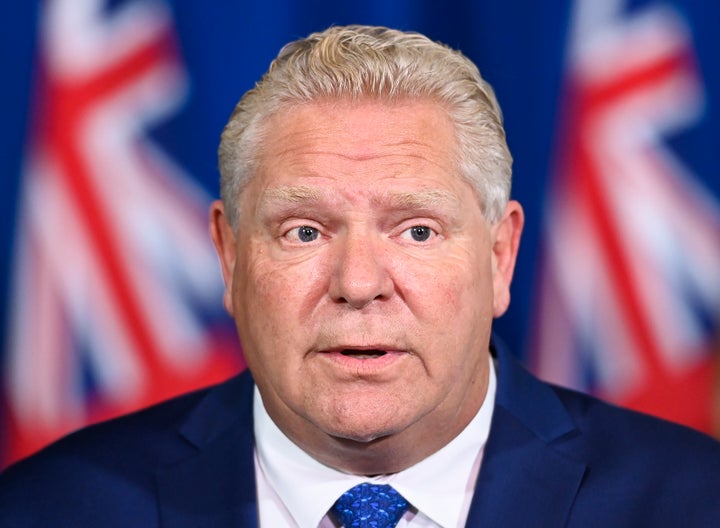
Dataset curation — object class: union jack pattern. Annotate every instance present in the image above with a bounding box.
[2,0,242,465]
[532,0,720,433]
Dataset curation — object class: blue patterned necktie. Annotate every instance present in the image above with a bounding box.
[330,482,410,528]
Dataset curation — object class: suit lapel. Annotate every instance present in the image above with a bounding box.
[154,341,588,527]
[465,339,587,526]
[156,372,259,528]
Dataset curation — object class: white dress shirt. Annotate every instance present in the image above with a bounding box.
[254,355,497,527]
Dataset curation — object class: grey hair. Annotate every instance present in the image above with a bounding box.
[218,25,512,228]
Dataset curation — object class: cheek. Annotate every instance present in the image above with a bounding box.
[399,253,494,370]
[400,251,492,316]
[234,248,329,341]
[231,259,305,386]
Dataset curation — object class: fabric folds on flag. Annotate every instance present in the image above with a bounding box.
[532,0,720,434]
[2,0,243,467]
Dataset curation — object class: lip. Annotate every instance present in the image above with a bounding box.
[318,347,408,375]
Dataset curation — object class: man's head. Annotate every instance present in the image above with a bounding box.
[210,25,523,475]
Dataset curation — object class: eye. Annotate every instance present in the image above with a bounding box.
[286,225,320,243]
[401,225,435,242]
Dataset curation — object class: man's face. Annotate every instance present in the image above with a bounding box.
[211,100,523,472]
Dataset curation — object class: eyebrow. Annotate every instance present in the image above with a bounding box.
[373,189,460,211]
[260,186,460,211]
[260,186,325,206]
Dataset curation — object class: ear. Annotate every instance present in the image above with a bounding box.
[491,200,524,318]
[209,200,237,315]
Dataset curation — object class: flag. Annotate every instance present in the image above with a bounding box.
[2,0,243,466]
[531,0,720,434]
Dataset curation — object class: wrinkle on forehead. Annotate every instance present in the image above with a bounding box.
[260,185,461,211]
[265,137,448,166]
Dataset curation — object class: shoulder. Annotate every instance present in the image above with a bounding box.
[490,338,720,525]
[548,384,720,448]
[550,382,720,462]
[549,383,720,524]
[0,372,253,527]
[492,336,720,466]
[4,382,212,475]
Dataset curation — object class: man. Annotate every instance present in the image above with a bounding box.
[1,25,719,527]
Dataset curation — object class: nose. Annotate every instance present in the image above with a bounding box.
[328,230,394,309]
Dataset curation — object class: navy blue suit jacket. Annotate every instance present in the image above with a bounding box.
[2,339,719,526]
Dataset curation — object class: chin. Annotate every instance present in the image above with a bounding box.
[320,413,409,445]
[307,389,421,443]
[330,427,391,444]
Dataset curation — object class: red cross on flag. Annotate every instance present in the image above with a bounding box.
[532,1,720,433]
[3,0,243,466]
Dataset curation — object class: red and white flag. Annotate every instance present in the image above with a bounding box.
[532,0,720,433]
[3,0,242,466]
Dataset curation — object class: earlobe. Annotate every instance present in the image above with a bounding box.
[491,200,524,317]
[209,200,237,315]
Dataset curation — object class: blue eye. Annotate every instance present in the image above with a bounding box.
[405,225,433,242]
[295,226,319,243]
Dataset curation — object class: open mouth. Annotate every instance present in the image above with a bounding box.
[339,349,387,359]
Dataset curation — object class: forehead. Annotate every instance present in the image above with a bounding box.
[261,99,455,159]
[232,100,493,223]
[250,99,464,193]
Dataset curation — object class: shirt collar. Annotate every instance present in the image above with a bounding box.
[254,354,496,528]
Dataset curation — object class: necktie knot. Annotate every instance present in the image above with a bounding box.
[331,482,409,528]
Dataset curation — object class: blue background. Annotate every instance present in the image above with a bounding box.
[1,0,717,402]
